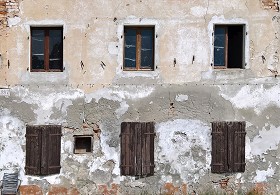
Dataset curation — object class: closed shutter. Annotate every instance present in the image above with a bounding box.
[25,125,41,175]
[211,122,227,173]
[41,125,62,175]
[142,122,155,176]
[135,122,142,175]
[120,122,155,176]
[212,121,246,173]
[120,122,135,176]
[232,121,246,172]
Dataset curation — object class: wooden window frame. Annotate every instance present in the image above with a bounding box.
[211,121,246,173]
[123,26,155,71]
[25,125,62,176]
[73,135,93,154]
[213,25,245,69]
[120,122,155,176]
[30,27,63,72]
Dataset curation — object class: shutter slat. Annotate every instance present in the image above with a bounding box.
[120,122,136,176]
[41,126,48,175]
[135,123,142,175]
[234,121,246,172]
[211,122,227,173]
[25,125,41,175]
[149,122,155,175]
[227,122,235,173]
[142,122,148,175]
[47,125,62,175]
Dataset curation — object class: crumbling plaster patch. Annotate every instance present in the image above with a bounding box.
[85,85,155,119]
[219,84,280,115]
[249,124,280,157]
[12,87,84,124]
[156,119,211,183]
[0,109,25,175]
[253,164,275,183]
[7,16,20,27]
[175,94,189,102]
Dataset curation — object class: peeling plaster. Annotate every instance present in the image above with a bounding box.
[249,125,280,157]
[219,85,280,115]
[12,87,84,123]
[175,94,189,102]
[0,109,25,174]
[8,17,21,27]
[253,165,275,182]
[156,119,211,183]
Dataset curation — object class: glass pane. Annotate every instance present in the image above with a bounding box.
[214,27,225,66]
[49,29,63,70]
[31,30,45,69]
[141,29,153,69]
[124,29,136,68]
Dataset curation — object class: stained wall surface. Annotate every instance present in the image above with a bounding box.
[0,0,280,194]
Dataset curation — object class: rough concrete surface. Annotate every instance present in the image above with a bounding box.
[0,0,280,194]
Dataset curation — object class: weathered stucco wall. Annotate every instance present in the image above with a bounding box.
[0,0,280,194]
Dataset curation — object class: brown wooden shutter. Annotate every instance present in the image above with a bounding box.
[25,125,41,175]
[232,121,246,172]
[211,122,227,173]
[48,125,62,174]
[212,121,246,173]
[135,122,142,175]
[141,122,155,176]
[120,122,135,176]
[120,122,155,176]
[41,125,61,175]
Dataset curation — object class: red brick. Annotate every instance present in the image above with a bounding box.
[162,183,187,195]
[98,184,119,195]
[19,185,43,195]
[48,186,80,195]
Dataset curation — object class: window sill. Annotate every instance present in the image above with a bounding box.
[123,68,154,71]
[30,69,63,72]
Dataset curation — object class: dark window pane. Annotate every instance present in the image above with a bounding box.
[49,30,62,70]
[124,29,136,68]
[31,30,45,69]
[141,29,153,69]
[214,27,225,66]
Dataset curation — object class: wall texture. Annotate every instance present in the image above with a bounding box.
[0,0,280,194]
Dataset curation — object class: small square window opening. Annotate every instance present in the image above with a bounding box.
[31,27,63,72]
[123,26,155,71]
[74,136,93,154]
[214,25,245,69]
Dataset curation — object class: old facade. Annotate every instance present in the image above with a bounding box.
[0,0,280,194]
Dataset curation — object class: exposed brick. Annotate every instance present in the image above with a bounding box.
[261,0,279,11]
[48,185,80,195]
[68,188,80,195]
[162,183,187,195]
[48,186,68,195]
[98,184,119,195]
[19,185,43,195]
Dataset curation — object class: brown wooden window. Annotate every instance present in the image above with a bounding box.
[74,135,93,154]
[211,121,246,173]
[120,122,155,176]
[214,25,245,69]
[25,125,62,176]
[31,27,63,72]
[124,26,154,70]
